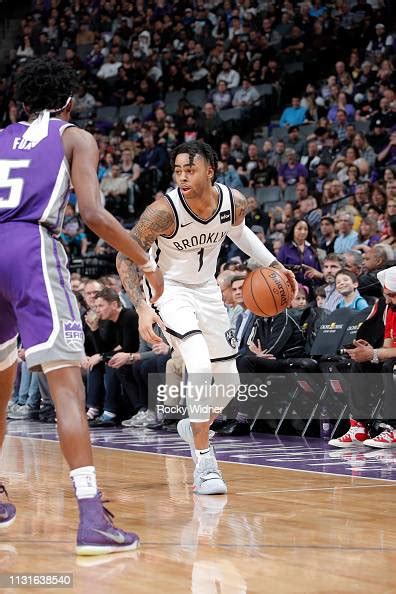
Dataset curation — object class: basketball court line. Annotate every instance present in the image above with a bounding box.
[8,435,395,484]
[236,484,396,495]
[5,538,396,553]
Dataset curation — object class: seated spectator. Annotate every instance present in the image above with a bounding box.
[285,125,306,158]
[216,160,244,189]
[299,195,322,235]
[210,80,232,110]
[100,164,130,220]
[269,140,287,169]
[277,220,321,296]
[245,196,270,232]
[319,216,337,254]
[217,270,244,328]
[230,134,248,166]
[232,78,260,108]
[327,91,356,122]
[344,249,364,277]
[16,35,35,59]
[249,157,278,188]
[279,97,308,128]
[238,143,260,179]
[221,303,305,435]
[315,285,326,308]
[85,288,140,426]
[303,253,345,311]
[290,285,309,310]
[198,102,224,147]
[365,23,394,64]
[8,347,41,420]
[72,85,96,120]
[282,25,305,61]
[355,216,381,251]
[377,129,396,170]
[335,269,369,310]
[329,267,396,449]
[333,109,349,143]
[359,244,394,298]
[310,161,330,195]
[61,203,88,258]
[352,133,376,168]
[334,212,359,253]
[278,149,308,189]
[367,116,390,154]
[381,213,396,251]
[300,140,321,174]
[219,142,237,167]
[97,55,122,79]
[138,133,169,174]
[216,59,240,89]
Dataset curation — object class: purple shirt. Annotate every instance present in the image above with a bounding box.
[278,241,321,287]
[278,162,308,185]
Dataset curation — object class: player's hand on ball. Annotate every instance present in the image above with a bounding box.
[280,267,298,300]
[145,268,164,303]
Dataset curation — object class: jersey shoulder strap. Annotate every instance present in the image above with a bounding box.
[161,189,179,239]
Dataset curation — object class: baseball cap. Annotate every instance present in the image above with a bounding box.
[373,117,386,127]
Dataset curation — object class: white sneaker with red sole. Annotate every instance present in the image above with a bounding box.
[364,428,396,449]
[328,419,369,448]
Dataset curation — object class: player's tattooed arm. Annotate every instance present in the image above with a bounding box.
[232,189,248,226]
[116,199,175,310]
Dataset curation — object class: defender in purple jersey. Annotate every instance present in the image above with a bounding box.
[0,58,163,555]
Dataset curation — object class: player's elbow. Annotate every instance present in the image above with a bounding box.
[79,206,106,230]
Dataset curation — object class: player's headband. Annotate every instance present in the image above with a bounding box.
[21,96,73,146]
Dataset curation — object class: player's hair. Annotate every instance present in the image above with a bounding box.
[171,141,218,184]
[15,58,78,114]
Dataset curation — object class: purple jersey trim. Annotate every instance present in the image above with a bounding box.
[51,237,75,320]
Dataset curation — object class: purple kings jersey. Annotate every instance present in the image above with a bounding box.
[0,118,73,235]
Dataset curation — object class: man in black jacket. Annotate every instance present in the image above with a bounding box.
[84,288,140,426]
[216,305,305,434]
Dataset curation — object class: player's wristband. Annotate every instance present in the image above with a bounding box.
[140,254,157,273]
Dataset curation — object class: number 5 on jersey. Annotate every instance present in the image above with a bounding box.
[0,159,30,209]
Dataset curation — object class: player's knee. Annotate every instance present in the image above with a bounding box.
[178,334,212,376]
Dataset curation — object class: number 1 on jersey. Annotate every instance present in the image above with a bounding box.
[197,247,204,272]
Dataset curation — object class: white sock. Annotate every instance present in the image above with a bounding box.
[103,411,116,418]
[70,466,97,499]
[195,448,212,464]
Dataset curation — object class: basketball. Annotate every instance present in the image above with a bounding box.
[242,267,293,317]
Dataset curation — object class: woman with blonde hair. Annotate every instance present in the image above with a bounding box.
[352,133,376,167]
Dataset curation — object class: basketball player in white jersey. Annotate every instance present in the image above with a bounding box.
[117,142,296,494]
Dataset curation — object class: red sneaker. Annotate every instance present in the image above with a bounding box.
[364,428,396,449]
[328,419,369,448]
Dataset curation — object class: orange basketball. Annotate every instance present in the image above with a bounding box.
[242,267,294,317]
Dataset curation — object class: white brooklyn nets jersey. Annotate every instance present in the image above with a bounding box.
[150,182,234,284]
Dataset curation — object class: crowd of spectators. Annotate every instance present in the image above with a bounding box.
[3,0,396,436]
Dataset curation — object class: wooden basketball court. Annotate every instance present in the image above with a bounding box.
[1,428,395,594]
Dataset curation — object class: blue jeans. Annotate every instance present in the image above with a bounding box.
[17,362,41,410]
[86,363,121,415]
